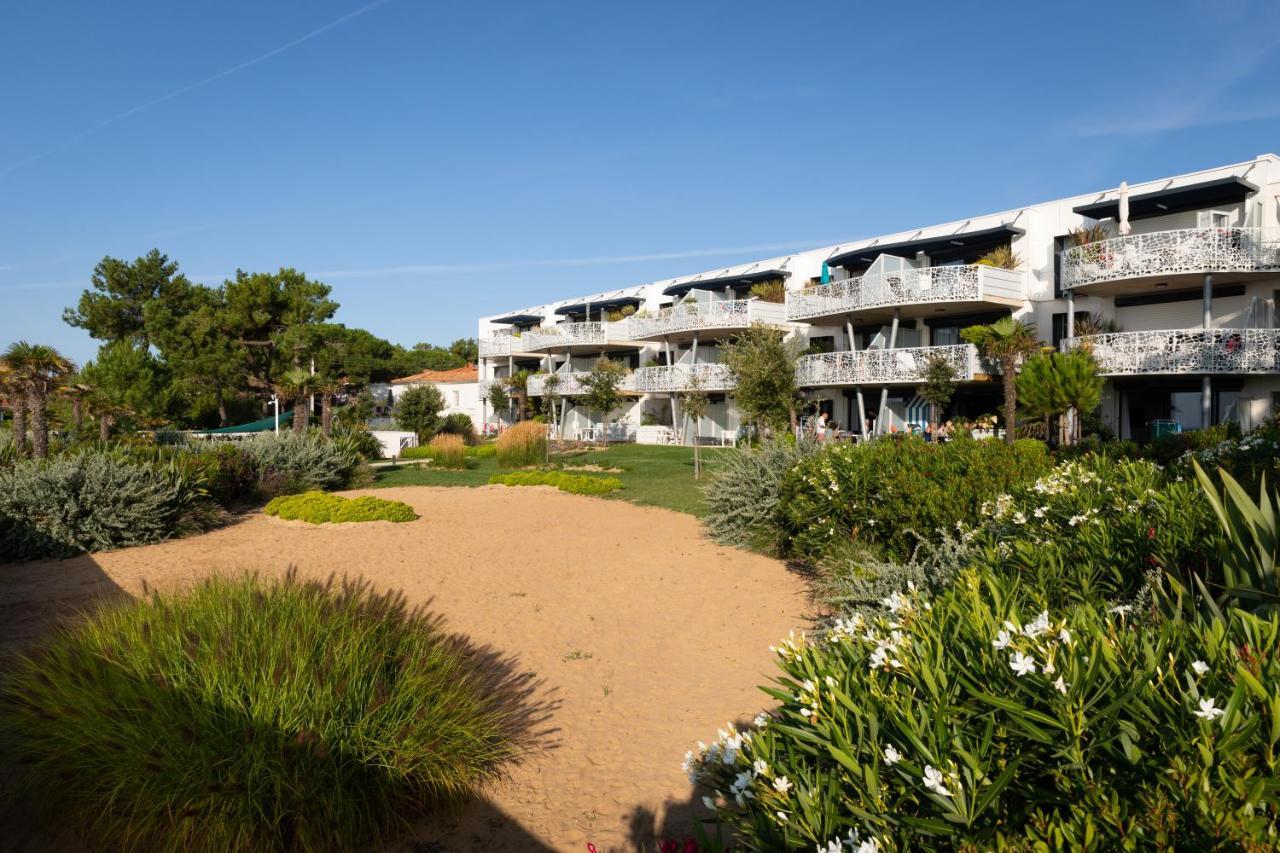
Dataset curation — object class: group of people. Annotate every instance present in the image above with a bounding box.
[803,410,957,443]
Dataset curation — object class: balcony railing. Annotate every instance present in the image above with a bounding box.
[1060,228,1280,290]
[786,264,1024,321]
[1063,329,1280,375]
[478,329,522,358]
[628,299,787,339]
[521,321,636,351]
[632,363,737,393]
[527,371,638,396]
[795,344,979,387]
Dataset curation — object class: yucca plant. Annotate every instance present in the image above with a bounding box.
[974,245,1021,270]
[1194,461,1279,614]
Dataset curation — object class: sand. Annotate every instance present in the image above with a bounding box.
[0,486,810,852]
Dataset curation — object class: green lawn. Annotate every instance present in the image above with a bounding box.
[372,443,727,516]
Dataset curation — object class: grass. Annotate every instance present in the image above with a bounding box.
[0,571,522,851]
[373,443,727,516]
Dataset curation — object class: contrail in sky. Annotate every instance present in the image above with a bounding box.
[0,0,392,180]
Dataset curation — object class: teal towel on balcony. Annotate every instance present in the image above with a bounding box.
[821,262,830,284]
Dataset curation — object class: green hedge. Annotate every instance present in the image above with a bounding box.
[0,572,517,850]
[689,572,1280,849]
[264,491,417,524]
[488,470,622,495]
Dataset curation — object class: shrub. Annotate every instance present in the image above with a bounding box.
[778,435,1051,562]
[488,470,621,495]
[330,423,384,460]
[0,454,218,561]
[703,437,817,553]
[496,420,547,468]
[439,413,476,443]
[688,574,1280,849]
[970,456,1216,607]
[1180,421,1280,489]
[0,572,518,851]
[466,442,497,458]
[264,491,417,524]
[425,433,468,469]
[394,384,445,441]
[240,431,365,497]
[1194,462,1279,614]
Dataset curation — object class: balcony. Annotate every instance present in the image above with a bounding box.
[478,329,527,358]
[521,321,637,353]
[1060,228,1280,294]
[786,264,1024,323]
[795,344,980,387]
[628,299,787,341]
[1063,329,1280,376]
[632,363,736,393]
[527,371,638,396]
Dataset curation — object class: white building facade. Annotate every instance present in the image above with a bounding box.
[478,155,1280,444]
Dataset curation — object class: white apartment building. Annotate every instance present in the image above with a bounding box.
[477,155,1280,444]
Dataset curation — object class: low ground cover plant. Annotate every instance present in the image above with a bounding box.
[0,453,221,561]
[688,574,1280,850]
[496,421,547,468]
[488,470,622,495]
[264,491,417,524]
[0,572,519,851]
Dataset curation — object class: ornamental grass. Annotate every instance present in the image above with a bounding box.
[0,571,522,851]
[425,433,467,469]
[496,421,547,468]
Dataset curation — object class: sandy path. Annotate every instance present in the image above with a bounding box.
[0,486,809,852]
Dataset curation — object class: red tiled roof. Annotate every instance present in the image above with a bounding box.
[391,363,478,385]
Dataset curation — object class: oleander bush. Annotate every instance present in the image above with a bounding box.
[264,491,417,524]
[1180,421,1280,489]
[488,470,621,495]
[703,437,817,554]
[777,435,1051,562]
[0,572,519,851]
[496,420,547,468]
[688,574,1280,850]
[0,454,221,562]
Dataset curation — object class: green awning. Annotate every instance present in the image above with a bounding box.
[202,411,294,434]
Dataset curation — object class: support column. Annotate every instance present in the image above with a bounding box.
[1202,273,1213,427]
[876,309,900,435]
[1066,289,1076,340]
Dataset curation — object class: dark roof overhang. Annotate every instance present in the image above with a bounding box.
[662,269,788,297]
[1072,176,1258,222]
[553,296,642,316]
[491,313,543,325]
[826,224,1024,268]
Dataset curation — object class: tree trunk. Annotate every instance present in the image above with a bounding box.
[29,392,48,459]
[72,397,84,430]
[1002,356,1017,445]
[99,413,111,443]
[215,382,228,427]
[321,393,334,437]
[600,410,608,447]
[293,399,309,433]
[693,420,701,479]
[12,400,28,457]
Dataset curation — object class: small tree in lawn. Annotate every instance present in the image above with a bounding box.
[540,373,562,440]
[395,383,445,444]
[579,358,627,446]
[919,353,957,435]
[1016,351,1068,443]
[1056,349,1104,445]
[487,381,509,426]
[962,315,1040,445]
[723,323,803,439]
[679,372,710,479]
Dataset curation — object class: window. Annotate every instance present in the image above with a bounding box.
[931,326,960,346]
[1197,209,1230,229]
[1052,236,1068,298]
[1051,313,1067,349]
[451,390,460,406]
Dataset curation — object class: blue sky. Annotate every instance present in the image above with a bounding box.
[4,0,1280,364]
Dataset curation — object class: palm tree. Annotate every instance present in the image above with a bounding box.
[0,362,26,457]
[316,376,346,437]
[87,392,130,443]
[61,378,94,432]
[962,316,1040,445]
[3,341,75,458]
[275,368,315,433]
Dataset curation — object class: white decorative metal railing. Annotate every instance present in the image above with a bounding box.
[527,371,638,396]
[786,265,1022,321]
[478,329,520,358]
[522,322,606,351]
[795,344,979,386]
[629,299,760,338]
[1060,228,1280,290]
[632,363,737,392]
[1063,329,1280,375]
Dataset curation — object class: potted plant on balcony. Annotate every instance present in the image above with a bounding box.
[747,279,786,303]
[975,245,1021,270]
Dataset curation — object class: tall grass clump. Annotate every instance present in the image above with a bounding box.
[496,420,547,468]
[0,454,220,562]
[426,433,467,469]
[0,571,521,851]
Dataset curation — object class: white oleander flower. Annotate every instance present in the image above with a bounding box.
[1010,651,1036,676]
[1191,660,1209,677]
[883,744,902,765]
[702,795,715,810]
[773,775,792,794]
[776,810,788,823]
[1194,697,1224,721]
[992,629,1013,650]
[1023,610,1050,638]
[1053,676,1068,694]
[1058,628,1071,644]
[922,765,952,798]
[753,758,768,776]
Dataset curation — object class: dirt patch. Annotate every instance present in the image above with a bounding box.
[0,487,809,851]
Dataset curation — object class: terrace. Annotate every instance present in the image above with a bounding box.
[1059,227,1280,294]
[632,363,736,393]
[794,343,980,387]
[786,264,1024,323]
[1062,328,1280,376]
[628,298,787,341]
